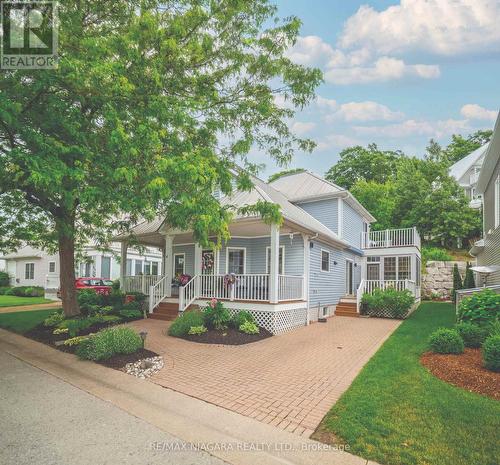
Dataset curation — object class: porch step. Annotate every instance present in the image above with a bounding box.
[335,300,359,318]
[148,312,177,321]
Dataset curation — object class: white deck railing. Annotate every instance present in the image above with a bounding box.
[123,275,162,294]
[361,227,420,250]
[199,274,272,301]
[148,276,170,313]
[356,279,419,312]
[179,275,198,312]
[279,274,304,301]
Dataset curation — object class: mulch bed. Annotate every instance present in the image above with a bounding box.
[179,326,272,345]
[421,348,500,400]
[97,348,159,369]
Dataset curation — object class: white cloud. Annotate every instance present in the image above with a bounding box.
[334,101,404,122]
[316,134,363,152]
[339,0,500,56]
[354,118,470,138]
[325,57,440,85]
[460,104,498,121]
[286,35,337,67]
[315,95,338,111]
[291,121,316,135]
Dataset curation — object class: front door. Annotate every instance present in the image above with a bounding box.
[346,260,354,295]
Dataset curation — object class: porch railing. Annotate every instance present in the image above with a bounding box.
[179,275,198,312]
[123,275,162,294]
[361,227,420,250]
[279,274,304,301]
[356,279,419,312]
[148,276,170,313]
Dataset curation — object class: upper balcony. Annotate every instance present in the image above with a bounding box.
[361,227,421,250]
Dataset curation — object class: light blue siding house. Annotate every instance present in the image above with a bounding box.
[119,171,421,333]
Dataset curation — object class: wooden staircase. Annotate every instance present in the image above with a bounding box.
[335,297,359,317]
[148,301,179,321]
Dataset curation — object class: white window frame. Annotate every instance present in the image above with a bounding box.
[265,245,285,275]
[345,258,354,294]
[48,261,56,273]
[25,262,35,280]
[495,174,500,229]
[225,247,246,274]
[320,249,330,272]
[173,253,186,276]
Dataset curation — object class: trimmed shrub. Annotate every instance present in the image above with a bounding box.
[77,289,104,315]
[119,308,142,320]
[463,262,476,289]
[188,325,208,335]
[0,286,11,295]
[58,317,97,337]
[422,247,452,263]
[457,289,500,326]
[168,311,204,337]
[122,301,141,311]
[428,328,464,354]
[76,327,142,361]
[456,322,488,348]
[361,288,415,319]
[231,310,256,328]
[482,335,500,372]
[4,287,15,295]
[488,320,500,337]
[9,286,44,297]
[0,271,10,287]
[239,320,259,334]
[203,299,231,330]
[452,263,463,304]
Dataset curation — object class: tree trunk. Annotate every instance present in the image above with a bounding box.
[57,222,80,317]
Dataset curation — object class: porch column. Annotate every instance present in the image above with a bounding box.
[269,223,280,303]
[163,234,174,297]
[194,243,202,295]
[119,241,128,290]
[302,234,309,302]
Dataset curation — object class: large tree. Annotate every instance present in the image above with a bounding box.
[0,1,321,316]
[325,143,402,189]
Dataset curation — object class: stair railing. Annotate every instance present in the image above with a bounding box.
[179,275,198,312]
[149,276,169,314]
[356,279,366,313]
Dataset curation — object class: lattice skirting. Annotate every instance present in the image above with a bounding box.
[226,307,308,334]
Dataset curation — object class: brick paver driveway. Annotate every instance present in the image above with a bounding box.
[128,316,400,437]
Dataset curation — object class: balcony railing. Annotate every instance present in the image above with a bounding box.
[356,278,420,311]
[361,227,420,250]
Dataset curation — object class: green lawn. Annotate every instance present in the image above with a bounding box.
[0,309,56,333]
[0,295,52,307]
[314,302,500,465]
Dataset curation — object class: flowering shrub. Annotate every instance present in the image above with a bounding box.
[457,289,500,326]
[203,299,231,330]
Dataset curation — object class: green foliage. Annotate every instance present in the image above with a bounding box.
[422,247,452,263]
[122,301,141,312]
[361,288,415,319]
[441,130,493,165]
[325,144,402,190]
[63,335,89,347]
[118,309,143,320]
[77,290,104,315]
[43,311,64,327]
[231,311,256,328]
[9,286,44,297]
[52,327,68,335]
[350,181,396,230]
[482,335,500,372]
[452,263,463,303]
[463,262,476,289]
[268,168,305,183]
[76,327,142,361]
[58,317,96,337]
[0,271,10,287]
[0,309,54,333]
[428,328,464,354]
[188,325,208,335]
[203,300,231,330]
[488,320,500,337]
[239,320,260,334]
[0,286,11,295]
[455,322,488,348]
[457,289,500,325]
[168,311,205,337]
[0,0,320,318]
[105,289,126,310]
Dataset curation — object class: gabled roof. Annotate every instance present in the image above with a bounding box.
[2,245,45,260]
[269,170,376,223]
[477,111,500,194]
[449,142,489,184]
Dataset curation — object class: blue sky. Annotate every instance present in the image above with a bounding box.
[254,0,500,178]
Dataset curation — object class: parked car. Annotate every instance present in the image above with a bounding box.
[57,277,114,299]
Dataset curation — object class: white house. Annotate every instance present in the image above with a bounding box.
[116,171,422,334]
[449,142,490,209]
[1,243,162,295]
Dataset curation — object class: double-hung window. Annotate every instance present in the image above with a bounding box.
[173,254,185,276]
[25,263,35,280]
[321,250,330,272]
[227,248,245,274]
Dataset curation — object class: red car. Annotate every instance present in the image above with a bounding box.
[57,277,114,298]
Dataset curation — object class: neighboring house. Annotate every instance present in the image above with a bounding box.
[117,171,422,334]
[1,243,162,293]
[449,142,490,209]
[470,111,500,285]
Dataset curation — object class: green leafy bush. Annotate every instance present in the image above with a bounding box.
[77,289,104,315]
[9,286,44,297]
[239,320,259,334]
[119,308,142,320]
[488,320,500,337]
[58,317,97,337]
[456,322,489,348]
[43,311,64,327]
[4,288,15,296]
[188,325,207,335]
[63,335,89,346]
[76,327,142,361]
[231,310,256,328]
[463,262,476,289]
[422,247,452,263]
[361,288,415,319]
[0,286,11,295]
[0,271,10,287]
[168,311,204,337]
[122,301,141,311]
[452,263,463,304]
[457,289,500,325]
[203,299,231,330]
[428,328,464,354]
[104,289,126,310]
[482,335,500,372]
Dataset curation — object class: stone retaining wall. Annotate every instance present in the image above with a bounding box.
[422,260,468,300]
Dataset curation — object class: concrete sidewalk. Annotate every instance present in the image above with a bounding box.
[0,328,376,465]
[0,301,61,313]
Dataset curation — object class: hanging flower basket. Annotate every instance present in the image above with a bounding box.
[224,273,237,288]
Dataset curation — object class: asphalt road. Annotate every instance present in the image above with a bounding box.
[0,350,227,465]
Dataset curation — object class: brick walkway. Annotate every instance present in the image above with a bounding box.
[127,316,400,437]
